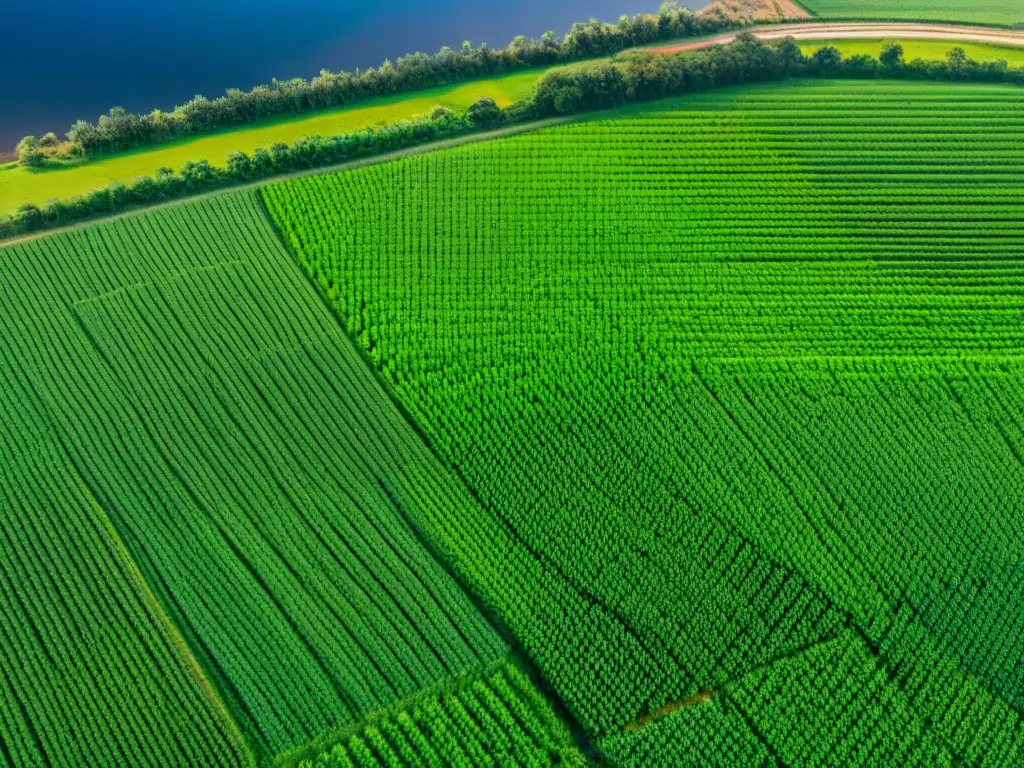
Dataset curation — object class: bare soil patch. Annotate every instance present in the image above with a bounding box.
[702,0,810,24]
[625,690,716,733]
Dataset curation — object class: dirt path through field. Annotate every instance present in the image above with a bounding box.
[650,22,1024,54]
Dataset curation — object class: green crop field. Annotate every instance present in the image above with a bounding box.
[0,70,543,216]
[801,38,1024,65]
[797,0,1024,25]
[0,188,584,766]
[265,79,1024,764]
[5,50,1024,767]
[282,659,586,768]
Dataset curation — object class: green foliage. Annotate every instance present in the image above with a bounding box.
[811,44,843,74]
[797,0,1023,26]
[40,5,734,157]
[16,132,84,168]
[467,97,503,126]
[880,41,904,68]
[16,135,45,167]
[600,697,773,767]
[0,190,508,761]
[285,660,587,768]
[266,79,1024,759]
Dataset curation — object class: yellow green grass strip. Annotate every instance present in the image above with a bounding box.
[800,38,1024,65]
[0,69,545,215]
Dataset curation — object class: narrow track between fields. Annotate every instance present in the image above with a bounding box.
[650,22,1024,54]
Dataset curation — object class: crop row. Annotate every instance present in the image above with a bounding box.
[0,361,250,766]
[291,659,586,768]
[265,80,1024,760]
[0,191,507,763]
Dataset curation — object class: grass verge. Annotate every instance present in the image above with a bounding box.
[0,69,548,215]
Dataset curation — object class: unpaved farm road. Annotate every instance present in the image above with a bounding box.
[651,22,1024,54]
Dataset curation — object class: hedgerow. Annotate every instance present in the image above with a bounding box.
[35,4,739,158]
[5,37,1023,242]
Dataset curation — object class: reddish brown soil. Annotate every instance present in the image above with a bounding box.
[624,690,716,733]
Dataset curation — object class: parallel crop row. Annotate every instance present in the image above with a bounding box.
[0,190,508,764]
[265,80,1024,763]
[290,659,586,768]
[796,0,1022,26]
[0,343,249,767]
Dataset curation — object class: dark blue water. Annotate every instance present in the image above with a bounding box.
[1,0,678,151]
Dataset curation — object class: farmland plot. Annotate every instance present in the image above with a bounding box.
[282,659,586,768]
[0,360,250,768]
[0,191,547,764]
[265,80,1024,763]
[796,0,1024,26]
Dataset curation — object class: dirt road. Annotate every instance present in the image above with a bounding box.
[650,22,1024,54]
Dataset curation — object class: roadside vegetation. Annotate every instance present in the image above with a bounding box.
[4,34,1023,241]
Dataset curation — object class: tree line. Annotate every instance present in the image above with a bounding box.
[3,37,1022,241]
[531,38,1024,115]
[15,3,736,163]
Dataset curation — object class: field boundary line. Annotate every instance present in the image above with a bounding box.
[0,118,571,249]
[647,21,1024,54]
[69,463,258,767]
[254,191,602,757]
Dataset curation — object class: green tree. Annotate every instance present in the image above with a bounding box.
[811,46,842,76]
[15,204,44,231]
[226,151,251,178]
[468,97,502,126]
[774,38,806,73]
[947,46,969,71]
[16,136,45,168]
[880,42,904,69]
